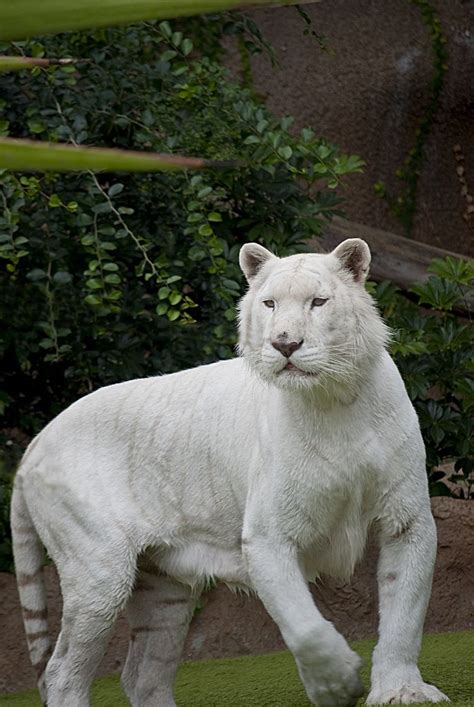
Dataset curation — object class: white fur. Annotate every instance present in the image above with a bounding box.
[11,239,449,706]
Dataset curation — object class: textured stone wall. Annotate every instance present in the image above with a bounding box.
[226,0,474,256]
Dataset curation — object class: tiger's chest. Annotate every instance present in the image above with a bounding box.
[268,422,384,579]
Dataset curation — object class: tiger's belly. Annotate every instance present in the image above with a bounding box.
[154,541,250,590]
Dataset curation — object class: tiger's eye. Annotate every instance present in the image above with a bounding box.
[311,297,328,308]
[263,300,275,309]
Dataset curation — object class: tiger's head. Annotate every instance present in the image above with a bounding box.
[238,239,389,401]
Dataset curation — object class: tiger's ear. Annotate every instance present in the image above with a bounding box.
[239,243,277,283]
[332,238,371,284]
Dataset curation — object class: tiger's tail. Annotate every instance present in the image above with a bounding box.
[10,475,52,704]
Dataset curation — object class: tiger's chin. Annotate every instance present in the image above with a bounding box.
[281,362,318,376]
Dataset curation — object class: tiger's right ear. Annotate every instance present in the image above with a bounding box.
[239,243,277,283]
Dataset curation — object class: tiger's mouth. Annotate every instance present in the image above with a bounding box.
[281,362,317,376]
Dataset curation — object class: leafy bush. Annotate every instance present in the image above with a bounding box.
[0,21,362,431]
[369,256,473,499]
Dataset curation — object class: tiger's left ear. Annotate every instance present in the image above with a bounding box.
[239,243,277,283]
[332,238,371,284]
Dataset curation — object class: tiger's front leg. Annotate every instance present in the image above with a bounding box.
[367,504,450,705]
[242,530,364,706]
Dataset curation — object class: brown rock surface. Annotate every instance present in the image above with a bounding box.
[0,498,472,694]
[224,1,474,256]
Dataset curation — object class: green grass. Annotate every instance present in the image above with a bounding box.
[1,632,473,706]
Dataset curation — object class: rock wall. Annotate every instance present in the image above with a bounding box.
[225,0,474,256]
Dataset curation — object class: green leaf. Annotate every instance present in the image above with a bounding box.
[105,289,121,301]
[159,21,172,38]
[188,246,206,261]
[48,194,61,207]
[0,0,313,42]
[0,138,237,173]
[208,212,222,222]
[26,268,47,281]
[84,294,101,306]
[92,203,112,214]
[181,38,193,56]
[88,260,100,272]
[27,120,46,134]
[300,127,314,142]
[198,223,213,236]
[156,302,168,316]
[278,146,292,160]
[161,49,177,62]
[53,271,72,284]
[167,308,180,321]
[313,163,328,175]
[222,278,240,291]
[316,144,331,160]
[428,256,474,286]
[104,273,121,284]
[159,286,171,299]
[85,278,102,290]
[169,291,182,305]
[108,183,124,197]
[411,277,461,310]
[171,31,183,47]
[187,213,203,224]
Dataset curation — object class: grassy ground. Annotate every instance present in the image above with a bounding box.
[1,632,473,706]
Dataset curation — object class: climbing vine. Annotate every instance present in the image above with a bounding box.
[236,6,328,94]
[375,0,448,236]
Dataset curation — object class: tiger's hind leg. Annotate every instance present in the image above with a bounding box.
[44,548,136,707]
[122,564,199,707]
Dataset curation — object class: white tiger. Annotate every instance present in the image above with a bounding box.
[11,238,449,706]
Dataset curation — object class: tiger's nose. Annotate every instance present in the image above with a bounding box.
[271,338,303,358]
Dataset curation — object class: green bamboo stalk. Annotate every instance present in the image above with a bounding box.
[0,56,78,72]
[0,0,318,41]
[0,138,238,172]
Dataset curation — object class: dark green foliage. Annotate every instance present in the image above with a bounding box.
[369,256,474,499]
[0,21,363,433]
